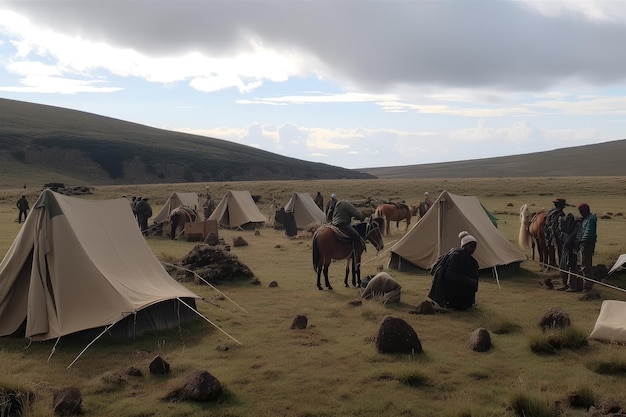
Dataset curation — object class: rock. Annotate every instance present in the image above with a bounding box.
[52,387,82,416]
[124,366,143,377]
[538,307,571,331]
[165,370,223,402]
[290,315,308,329]
[268,281,278,287]
[233,236,248,247]
[469,328,492,352]
[410,300,435,315]
[149,355,170,375]
[375,315,423,354]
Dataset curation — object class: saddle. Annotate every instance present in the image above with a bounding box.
[318,224,366,252]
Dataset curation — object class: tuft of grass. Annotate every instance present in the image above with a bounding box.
[528,327,589,354]
[508,390,559,417]
[396,371,430,388]
[0,384,36,417]
[566,385,596,409]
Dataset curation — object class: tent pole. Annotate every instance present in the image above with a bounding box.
[492,266,501,289]
[177,298,242,345]
[67,323,116,369]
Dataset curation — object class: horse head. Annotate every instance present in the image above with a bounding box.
[365,217,385,252]
[519,204,531,226]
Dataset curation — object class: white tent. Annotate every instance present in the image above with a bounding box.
[153,191,202,224]
[608,254,626,276]
[388,190,524,271]
[589,300,626,344]
[284,192,326,228]
[0,190,202,342]
[208,190,267,229]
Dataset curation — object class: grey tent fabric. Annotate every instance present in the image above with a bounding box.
[208,190,266,229]
[283,192,326,228]
[388,190,524,270]
[0,190,201,341]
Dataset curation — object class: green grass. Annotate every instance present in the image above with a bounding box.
[0,178,625,416]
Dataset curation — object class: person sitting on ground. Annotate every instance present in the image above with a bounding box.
[428,231,480,311]
[325,193,337,222]
[330,199,365,252]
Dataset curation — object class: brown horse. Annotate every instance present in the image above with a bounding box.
[168,206,198,240]
[312,217,384,290]
[373,203,418,235]
[519,204,552,270]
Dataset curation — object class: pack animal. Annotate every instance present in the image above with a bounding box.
[519,204,552,270]
[312,217,384,290]
[168,206,198,240]
[373,203,417,235]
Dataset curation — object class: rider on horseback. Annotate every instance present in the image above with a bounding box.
[330,199,365,253]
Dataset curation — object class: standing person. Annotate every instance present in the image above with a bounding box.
[570,203,597,292]
[325,193,337,222]
[134,197,153,233]
[546,198,567,267]
[428,231,480,310]
[313,191,324,211]
[423,192,433,207]
[330,199,365,252]
[16,195,29,223]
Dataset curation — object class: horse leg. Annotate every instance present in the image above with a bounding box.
[316,264,323,290]
[324,263,333,290]
[353,254,361,287]
[344,258,351,288]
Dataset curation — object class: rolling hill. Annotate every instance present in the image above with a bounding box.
[1,97,624,188]
[0,98,374,188]
[358,139,626,178]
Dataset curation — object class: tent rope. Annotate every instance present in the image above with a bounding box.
[528,259,626,294]
[47,337,61,362]
[177,298,242,346]
[160,261,248,314]
[67,323,117,368]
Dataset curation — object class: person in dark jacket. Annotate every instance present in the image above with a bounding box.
[313,191,324,211]
[330,199,365,252]
[570,202,597,292]
[325,193,337,222]
[134,197,153,233]
[428,231,480,310]
[16,195,29,223]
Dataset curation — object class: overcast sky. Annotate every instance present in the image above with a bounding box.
[1,1,626,169]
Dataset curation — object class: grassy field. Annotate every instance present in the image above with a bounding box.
[1,177,626,417]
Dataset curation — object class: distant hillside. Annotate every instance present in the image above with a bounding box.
[357,140,626,178]
[0,98,373,188]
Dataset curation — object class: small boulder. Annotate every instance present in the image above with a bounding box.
[409,300,435,315]
[52,387,82,416]
[164,370,223,402]
[149,355,171,375]
[538,307,571,331]
[268,281,278,287]
[233,236,248,247]
[290,315,308,329]
[124,366,143,377]
[375,315,423,354]
[469,328,492,352]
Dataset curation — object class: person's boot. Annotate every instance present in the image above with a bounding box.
[566,276,582,292]
[556,273,569,291]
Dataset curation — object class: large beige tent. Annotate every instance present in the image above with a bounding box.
[284,192,326,228]
[0,190,201,342]
[153,191,202,224]
[388,190,524,271]
[209,190,267,229]
[589,300,626,344]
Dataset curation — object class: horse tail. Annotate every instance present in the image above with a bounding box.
[312,231,321,271]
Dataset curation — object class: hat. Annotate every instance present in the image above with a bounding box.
[459,230,477,247]
[577,202,590,212]
[553,198,566,205]
[424,192,429,196]
[331,194,336,199]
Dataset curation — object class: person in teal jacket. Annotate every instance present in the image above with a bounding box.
[571,203,597,292]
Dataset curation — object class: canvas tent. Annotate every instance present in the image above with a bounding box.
[284,192,326,229]
[209,190,267,229]
[153,191,202,224]
[388,190,524,271]
[608,254,626,276]
[589,300,626,344]
[0,190,201,342]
